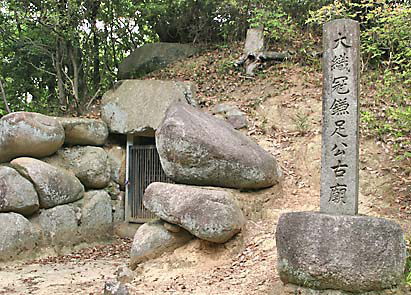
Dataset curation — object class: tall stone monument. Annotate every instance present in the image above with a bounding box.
[275,19,406,293]
[320,19,359,215]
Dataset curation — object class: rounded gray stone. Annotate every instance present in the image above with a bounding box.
[43,146,111,189]
[37,204,79,245]
[0,212,39,261]
[105,145,126,189]
[275,211,406,293]
[156,102,281,189]
[129,220,192,269]
[0,166,39,216]
[81,190,113,238]
[56,117,108,146]
[11,157,84,209]
[143,182,245,243]
[0,112,64,163]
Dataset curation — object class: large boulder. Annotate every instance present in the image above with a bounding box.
[130,220,192,269]
[56,117,108,146]
[80,190,113,238]
[156,102,281,189]
[101,80,196,135]
[143,182,245,243]
[37,204,79,245]
[0,112,64,163]
[10,157,84,209]
[0,212,39,261]
[0,166,39,216]
[276,212,406,293]
[118,42,198,79]
[43,146,111,189]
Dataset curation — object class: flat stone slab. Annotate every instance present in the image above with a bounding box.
[101,80,196,135]
[276,212,406,293]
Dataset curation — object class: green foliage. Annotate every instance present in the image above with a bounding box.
[135,0,248,43]
[309,1,411,158]
[361,69,411,157]
[0,0,158,115]
[307,1,411,74]
[405,237,411,286]
[293,111,310,134]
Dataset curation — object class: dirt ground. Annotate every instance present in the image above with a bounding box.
[1,59,410,295]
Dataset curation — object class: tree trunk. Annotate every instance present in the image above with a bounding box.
[0,79,11,114]
[89,1,101,91]
[54,40,66,109]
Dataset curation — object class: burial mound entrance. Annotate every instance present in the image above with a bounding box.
[126,135,172,223]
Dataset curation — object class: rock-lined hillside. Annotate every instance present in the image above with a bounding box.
[0,46,410,295]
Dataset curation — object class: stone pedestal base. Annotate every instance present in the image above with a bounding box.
[275,212,406,293]
[277,284,410,295]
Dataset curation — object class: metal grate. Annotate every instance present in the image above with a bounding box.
[128,145,172,222]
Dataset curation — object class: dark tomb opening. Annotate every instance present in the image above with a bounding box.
[126,135,172,223]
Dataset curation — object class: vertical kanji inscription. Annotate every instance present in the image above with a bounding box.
[320,19,360,215]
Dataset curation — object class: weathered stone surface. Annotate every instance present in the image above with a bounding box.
[0,112,64,163]
[212,104,248,129]
[103,280,130,295]
[244,28,264,55]
[156,102,281,189]
[37,204,78,245]
[276,212,406,293]
[0,212,39,261]
[105,145,126,188]
[280,283,410,295]
[43,146,111,189]
[130,220,192,269]
[0,166,39,216]
[101,80,196,135]
[115,266,134,284]
[112,198,125,224]
[163,221,181,233]
[10,157,84,209]
[56,117,108,146]
[144,183,245,243]
[105,181,122,200]
[118,42,198,79]
[320,19,360,215]
[81,190,112,237]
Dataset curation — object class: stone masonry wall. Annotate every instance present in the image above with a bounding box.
[0,112,126,261]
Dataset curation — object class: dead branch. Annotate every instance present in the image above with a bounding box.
[86,87,101,110]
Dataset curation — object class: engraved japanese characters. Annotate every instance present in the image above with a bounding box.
[320,19,360,215]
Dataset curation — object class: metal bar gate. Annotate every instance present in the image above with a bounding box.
[127,144,172,223]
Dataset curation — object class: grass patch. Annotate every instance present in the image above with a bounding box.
[360,69,411,159]
[405,237,411,286]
